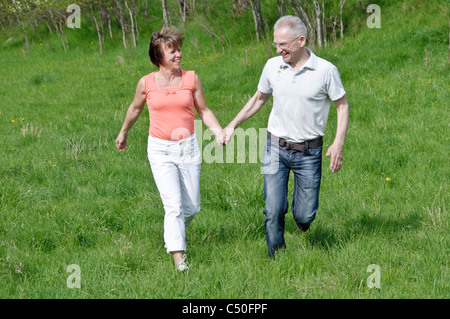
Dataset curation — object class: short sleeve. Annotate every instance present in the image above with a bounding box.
[257,62,273,94]
[326,65,346,101]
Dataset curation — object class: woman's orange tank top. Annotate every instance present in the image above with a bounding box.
[144,70,196,141]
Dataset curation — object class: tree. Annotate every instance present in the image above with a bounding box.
[124,0,136,47]
[289,0,316,50]
[162,0,172,26]
[177,0,189,25]
[312,0,322,48]
[277,0,286,16]
[85,1,103,53]
[249,0,264,41]
[340,0,346,39]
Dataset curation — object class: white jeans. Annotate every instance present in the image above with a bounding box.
[147,133,201,253]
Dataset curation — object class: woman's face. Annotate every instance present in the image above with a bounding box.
[160,43,182,69]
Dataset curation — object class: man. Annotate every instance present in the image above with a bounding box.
[224,15,349,257]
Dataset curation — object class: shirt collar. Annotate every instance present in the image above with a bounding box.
[279,47,317,72]
[303,47,317,70]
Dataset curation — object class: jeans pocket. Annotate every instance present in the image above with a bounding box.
[305,145,322,157]
[262,138,280,175]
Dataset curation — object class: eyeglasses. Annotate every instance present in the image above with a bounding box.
[272,36,301,50]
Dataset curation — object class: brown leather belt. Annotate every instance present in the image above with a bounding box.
[268,132,323,152]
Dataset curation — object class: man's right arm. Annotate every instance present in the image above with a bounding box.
[224,90,271,144]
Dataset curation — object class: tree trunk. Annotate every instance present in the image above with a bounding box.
[209,33,216,55]
[330,15,337,47]
[134,14,139,44]
[98,9,105,44]
[107,11,113,38]
[45,20,53,34]
[447,30,450,64]
[313,0,322,48]
[124,0,136,47]
[49,10,66,52]
[289,0,315,50]
[340,0,346,39]
[250,0,264,41]
[58,18,69,49]
[115,1,127,49]
[277,0,285,16]
[144,0,149,16]
[16,15,29,51]
[120,14,127,49]
[90,5,103,53]
[322,0,327,47]
[232,0,248,15]
[162,0,172,26]
[177,0,187,24]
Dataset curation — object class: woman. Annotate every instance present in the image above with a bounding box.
[116,27,223,272]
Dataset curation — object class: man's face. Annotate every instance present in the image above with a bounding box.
[273,27,304,63]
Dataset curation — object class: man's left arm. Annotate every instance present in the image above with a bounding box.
[326,95,349,173]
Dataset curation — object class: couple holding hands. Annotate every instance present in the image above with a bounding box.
[116,16,349,272]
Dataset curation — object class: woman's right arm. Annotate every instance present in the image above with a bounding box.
[116,77,147,151]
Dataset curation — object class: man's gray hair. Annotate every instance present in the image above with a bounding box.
[274,15,307,39]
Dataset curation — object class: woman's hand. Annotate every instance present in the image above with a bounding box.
[115,77,146,152]
[116,133,127,151]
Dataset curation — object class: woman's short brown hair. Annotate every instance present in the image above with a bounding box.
[149,27,185,67]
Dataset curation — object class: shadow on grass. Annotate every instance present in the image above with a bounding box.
[301,210,423,250]
[188,205,423,254]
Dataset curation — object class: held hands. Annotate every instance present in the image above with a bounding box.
[213,126,234,146]
[223,127,234,145]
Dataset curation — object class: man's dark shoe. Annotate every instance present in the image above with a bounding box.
[296,222,310,233]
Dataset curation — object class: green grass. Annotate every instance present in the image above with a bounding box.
[0,0,448,298]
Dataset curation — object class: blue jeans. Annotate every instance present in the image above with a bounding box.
[262,135,322,257]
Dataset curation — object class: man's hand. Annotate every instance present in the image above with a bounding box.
[327,95,349,173]
[325,142,343,173]
[223,126,235,145]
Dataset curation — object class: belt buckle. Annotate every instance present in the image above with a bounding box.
[285,141,293,150]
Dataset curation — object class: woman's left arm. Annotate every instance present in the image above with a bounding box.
[193,74,224,145]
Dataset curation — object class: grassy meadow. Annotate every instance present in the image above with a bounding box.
[0,0,448,299]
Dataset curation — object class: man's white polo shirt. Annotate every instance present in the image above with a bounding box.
[257,48,346,143]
